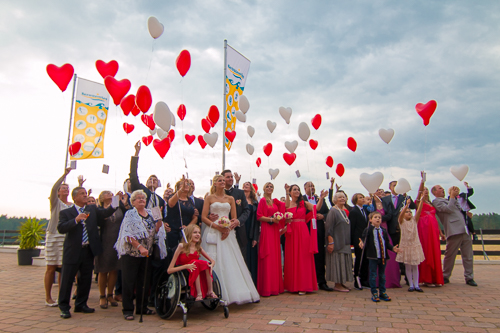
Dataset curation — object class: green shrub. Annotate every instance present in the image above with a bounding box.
[17,217,46,249]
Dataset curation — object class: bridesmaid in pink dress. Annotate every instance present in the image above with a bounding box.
[256,182,285,296]
[416,174,445,286]
[283,184,327,295]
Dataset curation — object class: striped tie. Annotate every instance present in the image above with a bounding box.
[80,207,89,244]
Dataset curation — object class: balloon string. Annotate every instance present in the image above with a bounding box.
[145,40,155,84]
[424,127,427,171]
[389,144,393,180]
[305,142,310,172]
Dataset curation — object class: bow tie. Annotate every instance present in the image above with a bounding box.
[308,196,314,200]
[225,188,232,194]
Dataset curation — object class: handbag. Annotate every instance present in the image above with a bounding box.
[206,222,218,245]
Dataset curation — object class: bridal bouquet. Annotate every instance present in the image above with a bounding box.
[217,216,231,228]
[284,212,293,220]
[273,212,284,221]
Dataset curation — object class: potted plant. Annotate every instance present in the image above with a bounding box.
[17,217,46,265]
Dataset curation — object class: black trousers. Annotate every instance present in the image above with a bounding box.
[115,270,122,295]
[121,255,152,315]
[58,246,94,311]
[314,220,326,285]
[353,246,369,284]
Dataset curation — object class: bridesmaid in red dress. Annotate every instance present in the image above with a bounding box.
[256,182,285,296]
[415,173,445,286]
[167,225,217,300]
[283,184,327,295]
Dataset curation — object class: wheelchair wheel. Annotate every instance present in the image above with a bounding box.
[155,272,181,319]
[201,271,222,311]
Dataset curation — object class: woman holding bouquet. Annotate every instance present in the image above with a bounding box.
[200,175,259,304]
[256,182,285,296]
[284,184,327,295]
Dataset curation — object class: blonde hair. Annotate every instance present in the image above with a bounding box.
[97,190,113,207]
[263,182,274,206]
[210,175,224,194]
[181,225,202,254]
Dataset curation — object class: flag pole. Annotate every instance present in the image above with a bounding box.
[222,39,227,171]
[64,74,78,174]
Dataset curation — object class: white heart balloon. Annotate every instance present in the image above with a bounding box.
[157,128,168,140]
[246,144,254,155]
[153,101,172,132]
[267,120,277,133]
[235,110,246,122]
[269,168,280,180]
[359,172,384,193]
[284,140,298,154]
[378,128,395,144]
[239,95,250,114]
[298,122,310,141]
[450,165,469,181]
[247,126,255,138]
[147,16,164,39]
[394,178,412,195]
[279,106,292,124]
[171,115,176,127]
[203,132,218,148]
[149,128,157,136]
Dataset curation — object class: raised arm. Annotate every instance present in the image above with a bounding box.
[129,141,146,192]
[398,199,410,225]
[50,168,71,209]
[316,190,328,211]
[414,197,424,222]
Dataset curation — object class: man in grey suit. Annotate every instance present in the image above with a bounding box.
[432,185,477,286]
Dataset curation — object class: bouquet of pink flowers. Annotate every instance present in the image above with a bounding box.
[273,212,284,221]
[284,212,293,219]
[217,216,231,228]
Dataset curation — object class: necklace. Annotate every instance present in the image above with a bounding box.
[335,206,350,224]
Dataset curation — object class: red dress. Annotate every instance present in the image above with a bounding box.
[417,202,444,285]
[256,197,284,296]
[176,251,211,298]
[284,203,318,292]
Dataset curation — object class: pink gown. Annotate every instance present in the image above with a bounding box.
[176,252,211,298]
[418,202,444,285]
[284,203,318,293]
[256,198,284,296]
[379,208,401,288]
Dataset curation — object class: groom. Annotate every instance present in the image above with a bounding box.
[222,170,250,261]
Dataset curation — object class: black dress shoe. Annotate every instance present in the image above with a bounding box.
[466,279,478,287]
[443,277,450,284]
[60,310,71,319]
[318,283,334,291]
[74,306,95,313]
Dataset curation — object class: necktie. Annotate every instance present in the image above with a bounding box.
[360,207,366,220]
[393,195,398,208]
[377,228,385,264]
[79,207,89,244]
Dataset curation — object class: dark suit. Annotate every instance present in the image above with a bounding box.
[350,205,370,285]
[57,204,117,311]
[381,194,416,245]
[459,188,476,234]
[192,196,204,225]
[361,225,396,259]
[303,194,330,286]
[225,187,250,259]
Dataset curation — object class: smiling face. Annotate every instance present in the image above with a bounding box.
[334,193,346,205]
[216,176,226,189]
[191,226,201,243]
[304,182,315,196]
[132,194,146,209]
[264,183,274,195]
[223,171,234,188]
[290,185,301,199]
[58,184,69,198]
[242,182,252,191]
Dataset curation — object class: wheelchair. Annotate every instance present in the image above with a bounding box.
[154,269,229,327]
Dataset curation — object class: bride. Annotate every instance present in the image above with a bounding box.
[201,175,260,304]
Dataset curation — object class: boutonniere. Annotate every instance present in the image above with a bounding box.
[236,199,241,206]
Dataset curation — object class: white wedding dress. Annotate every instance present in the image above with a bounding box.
[201,202,260,304]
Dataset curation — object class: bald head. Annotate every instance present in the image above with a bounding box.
[431,185,445,198]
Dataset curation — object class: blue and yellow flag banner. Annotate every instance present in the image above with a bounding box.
[225,45,251,151]
[70,78,110,160]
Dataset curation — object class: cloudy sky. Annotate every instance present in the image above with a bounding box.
[1,1,499,219]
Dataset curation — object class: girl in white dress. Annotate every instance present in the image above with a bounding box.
[200,175,260,305]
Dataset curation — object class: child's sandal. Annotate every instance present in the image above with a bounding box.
[195,293,203,301]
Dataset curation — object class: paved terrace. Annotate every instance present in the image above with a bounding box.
[1,253,499,333]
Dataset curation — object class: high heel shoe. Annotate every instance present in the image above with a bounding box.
[107,294,118,307]
[99,295,108,309]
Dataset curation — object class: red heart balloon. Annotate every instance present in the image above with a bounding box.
[336,163,345,177]
[177,104,186,121]
[46,63,74,92]
[95,60,118,79]
[135,85,152,113]
[252,184,258,191]
[153,138,171,159]
[309,139,318,150]
[415,100,437,126]
[201,118,211,133]
[225,130,236,143]
[325,156,334,168]
[168,129,175,142]
[142,135,153,146]
[256,157,262,167]
[176,50,191,77]
[123,123,135,134]
[311,114,322,130]
[207,105,219,125]
[131,105,140,116]
[263,143,273,157]
[198,135,207,149]
[347,137,357,152]
[68,142,81,156]
[104,77,131,105]
[185,134,195,145]
[141,114,156,130]
[283,153,297,166]
[120,94,135,116]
